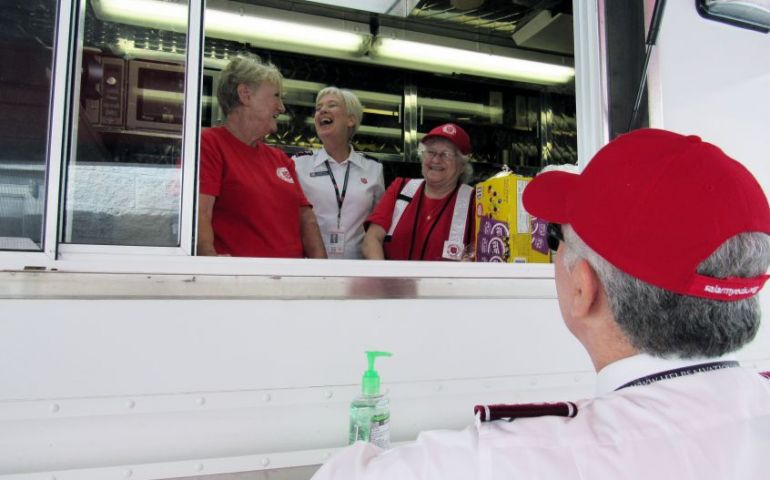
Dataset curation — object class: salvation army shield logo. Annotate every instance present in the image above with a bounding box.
[276,167,294,183]
[442,241,464,261]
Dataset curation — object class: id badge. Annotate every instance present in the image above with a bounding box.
[327,229,346,256]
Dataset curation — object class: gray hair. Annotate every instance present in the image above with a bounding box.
[417,139,474,185]
[218,52,283,117]
[316,87,363,138]
[561,226,770,358]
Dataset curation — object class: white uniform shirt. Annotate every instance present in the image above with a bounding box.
[311,354,770,480]
[293,148,385,259]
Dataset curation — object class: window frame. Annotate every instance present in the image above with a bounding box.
[0,0,608,284]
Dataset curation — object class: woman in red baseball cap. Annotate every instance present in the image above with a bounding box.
[362,123,475,261]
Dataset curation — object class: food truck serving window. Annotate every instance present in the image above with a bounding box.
[0,0,608,280]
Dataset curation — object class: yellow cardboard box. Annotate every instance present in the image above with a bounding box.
[474,170,551,263]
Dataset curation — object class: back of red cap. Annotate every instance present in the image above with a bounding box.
[524,128,770,301]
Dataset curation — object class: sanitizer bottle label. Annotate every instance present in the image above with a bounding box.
[369,414,390,449]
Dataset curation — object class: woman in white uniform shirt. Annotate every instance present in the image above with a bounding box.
[293,87,385,259]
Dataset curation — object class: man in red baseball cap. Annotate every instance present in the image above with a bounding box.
[312,129,770,480]
[518,128,770,477]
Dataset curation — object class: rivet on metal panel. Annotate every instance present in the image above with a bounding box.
[123,468,133,478]
[261,457,271,467]
[196,397,206,406]
[324,451,333,460]
[529,378,539,386]
[195,463,204,472]
[573,375,581,383]
[126,400,136,409]
[435,384,443,392]
[50,403,60,413]
[324,390,333,399]
[263,393,272,402]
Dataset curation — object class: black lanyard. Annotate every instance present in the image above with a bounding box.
[615,361,740,391]
[324,159,351,229]
[407,183,458,260]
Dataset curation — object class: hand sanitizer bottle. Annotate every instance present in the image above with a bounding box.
[348,350,392,449]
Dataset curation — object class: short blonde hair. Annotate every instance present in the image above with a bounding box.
[316,87,364,138]
[218,52,283,116]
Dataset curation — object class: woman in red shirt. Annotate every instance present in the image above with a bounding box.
[362,123,474,261]
[197,53,326,258]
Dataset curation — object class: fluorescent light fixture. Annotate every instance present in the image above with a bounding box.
[136,88,185,104]
[302,117,402,138]
[373,37,575,84]
[93,0,573,85]
[350,90,402,107]
[302,0,419,16]
[363,107,397,116]
[205,9,365,54]
[353,125,402,138]
[284,79,325,94]
[93,0,368,57]
[92,0,187,31]
[419,97,503,120]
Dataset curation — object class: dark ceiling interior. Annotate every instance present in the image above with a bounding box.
[1,0,575,58]
[409,0,573,54]
[257,0,574,56]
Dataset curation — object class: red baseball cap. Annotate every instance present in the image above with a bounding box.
[421,123,472,155]
[523,128,770,301]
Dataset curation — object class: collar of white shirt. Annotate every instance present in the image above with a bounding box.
[594,352,739,396]
[313,147,363,169]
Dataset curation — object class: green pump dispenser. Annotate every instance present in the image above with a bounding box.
[362,351,392,395]
[349,350,392,448]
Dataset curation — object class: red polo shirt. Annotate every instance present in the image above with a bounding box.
[200,126,311,257]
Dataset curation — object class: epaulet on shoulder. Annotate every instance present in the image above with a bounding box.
[474,402,578,422]
[362,153,380,162]
[293,150,313,157]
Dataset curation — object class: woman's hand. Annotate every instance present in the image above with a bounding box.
[362,224,387,260]
[461,245,476,262]
[299,206,327,259]
[197,194,219,256]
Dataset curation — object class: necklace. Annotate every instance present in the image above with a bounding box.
[423,188,453,221]
[425,200,441,221]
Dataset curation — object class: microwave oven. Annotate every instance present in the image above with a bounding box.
[84,57,222,132]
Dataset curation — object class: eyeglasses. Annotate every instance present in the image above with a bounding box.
[422,149,456,161]
[547,223,564,252]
